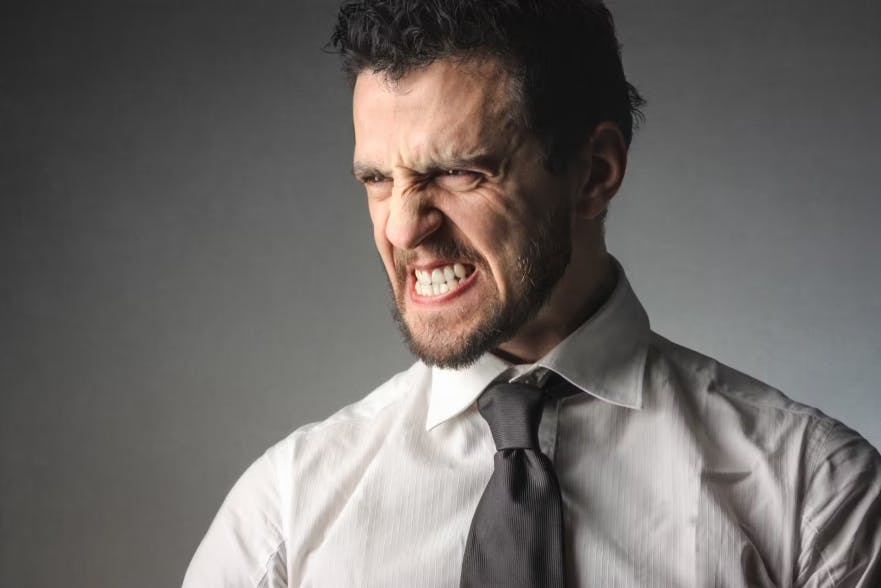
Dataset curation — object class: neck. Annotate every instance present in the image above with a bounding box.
[494,246,617,364]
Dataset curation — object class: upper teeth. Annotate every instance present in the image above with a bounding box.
[415,263,471,296]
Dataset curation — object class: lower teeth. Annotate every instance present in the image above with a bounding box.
[417,280,462,296]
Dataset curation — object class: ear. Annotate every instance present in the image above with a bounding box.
[575,122,627,220]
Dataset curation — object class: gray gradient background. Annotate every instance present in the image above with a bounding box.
[2,1,880,586]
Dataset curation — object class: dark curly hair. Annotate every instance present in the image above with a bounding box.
[329,0,644,170]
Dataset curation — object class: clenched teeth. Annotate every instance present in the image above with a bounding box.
[414,263,473,296]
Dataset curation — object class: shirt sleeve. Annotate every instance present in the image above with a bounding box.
[796,420,881,587]
[182,452,287,588]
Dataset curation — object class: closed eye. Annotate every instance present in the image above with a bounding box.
[434,169,484,192]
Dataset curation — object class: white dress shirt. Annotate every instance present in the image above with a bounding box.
[183,265,881,587]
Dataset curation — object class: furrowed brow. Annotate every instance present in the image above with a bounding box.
[351,162,389,180]
[352,152,502,180]
[430,153,501,174]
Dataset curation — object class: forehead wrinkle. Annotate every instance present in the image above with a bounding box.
[353,57,525,177]
[405,106,521,175]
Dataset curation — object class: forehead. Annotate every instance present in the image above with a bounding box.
[352,58,522,169]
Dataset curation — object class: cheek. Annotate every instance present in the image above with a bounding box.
[464,186,534,256]
[449,186,517,236]
[368,201,396,271]
[469,186,548,293]
[441,194,521,296]
[367,202,388,242]
[366,198,387,232]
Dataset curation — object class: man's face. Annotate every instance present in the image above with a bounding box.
[352,58,579,368]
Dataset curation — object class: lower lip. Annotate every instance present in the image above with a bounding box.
[410,270,478,305]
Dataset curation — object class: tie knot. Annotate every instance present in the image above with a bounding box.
[477,382,545,450]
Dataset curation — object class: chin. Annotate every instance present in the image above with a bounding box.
[395,306,509,370]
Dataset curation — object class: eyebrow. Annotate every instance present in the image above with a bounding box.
[351,162,390,180]
[433,153,501,174]
[352,153,501,180]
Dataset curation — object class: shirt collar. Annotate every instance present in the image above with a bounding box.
[425,258,650,431]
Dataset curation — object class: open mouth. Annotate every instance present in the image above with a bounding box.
[413,262,476,297]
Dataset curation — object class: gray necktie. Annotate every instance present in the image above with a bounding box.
[460,380,566,587]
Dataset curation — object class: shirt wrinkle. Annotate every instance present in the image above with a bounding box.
[254,540,286,588]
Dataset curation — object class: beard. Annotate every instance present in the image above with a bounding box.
[387,204,571,369]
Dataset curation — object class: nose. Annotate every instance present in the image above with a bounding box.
[384,186,443,250]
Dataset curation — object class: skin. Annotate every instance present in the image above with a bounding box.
[352,57,627,367]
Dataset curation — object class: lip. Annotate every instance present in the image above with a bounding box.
[409,264,478,305]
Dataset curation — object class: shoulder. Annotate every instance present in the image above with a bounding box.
[264,360,430,466]
[647,330,879,476]
[183,361,430,587]
[649,331,832,420]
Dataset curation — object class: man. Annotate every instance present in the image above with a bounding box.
[183,1,881,586]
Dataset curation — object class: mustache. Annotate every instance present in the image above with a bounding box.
[394,239,486,275]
